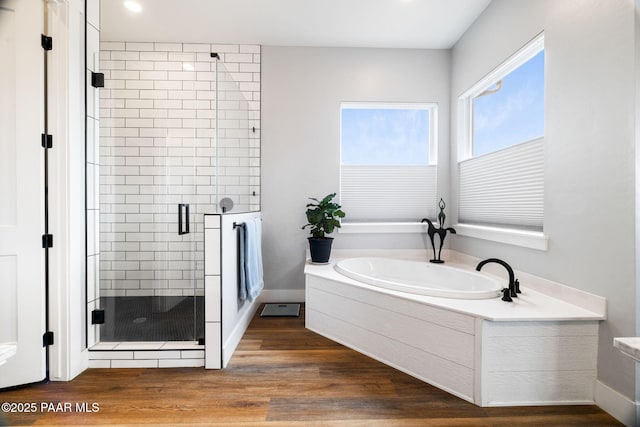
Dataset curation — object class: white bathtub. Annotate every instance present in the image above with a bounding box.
[307,252,604,406]
[334,257,502,299]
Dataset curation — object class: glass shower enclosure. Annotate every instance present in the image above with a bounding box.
[97,49,258,343]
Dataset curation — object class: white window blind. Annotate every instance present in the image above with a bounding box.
[340,102,437,223]
[458,137,544,230]
[341,165,437,222]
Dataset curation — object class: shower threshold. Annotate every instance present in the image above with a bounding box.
[88,340,205,368]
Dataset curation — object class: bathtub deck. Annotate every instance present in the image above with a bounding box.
[304,257,605,322]
[0,304,620,426]
[305,255,603,407]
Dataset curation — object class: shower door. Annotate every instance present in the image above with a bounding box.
[99,148,209,342]
[99,114,219,341]
[97,46,224,342]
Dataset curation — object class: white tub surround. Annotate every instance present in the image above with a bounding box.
[614,338,640,363]
[305,250,605,407]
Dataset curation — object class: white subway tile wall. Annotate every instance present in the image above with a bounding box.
[99,42,260,297]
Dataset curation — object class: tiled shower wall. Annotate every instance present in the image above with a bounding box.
[98,42,260,297]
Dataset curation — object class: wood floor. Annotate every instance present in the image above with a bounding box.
[0,304,622,426]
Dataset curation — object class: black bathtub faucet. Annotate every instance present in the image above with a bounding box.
[420,199,456,264]
[475,258,521,302]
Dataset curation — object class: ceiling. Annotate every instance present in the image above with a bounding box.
[100,0,492,49]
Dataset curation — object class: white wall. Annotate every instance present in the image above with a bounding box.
[261,46,450,292]
[450,0,637,404]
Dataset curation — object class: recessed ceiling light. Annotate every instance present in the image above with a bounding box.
[183,63,194,71]
[124,1,142,13]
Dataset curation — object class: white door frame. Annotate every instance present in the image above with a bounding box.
[46,0,90,381]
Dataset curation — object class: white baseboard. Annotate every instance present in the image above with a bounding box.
[595,380,639,426]
[259,289,305,303]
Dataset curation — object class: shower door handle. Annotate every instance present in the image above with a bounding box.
[178,204,190,235]
[185,204,190,234]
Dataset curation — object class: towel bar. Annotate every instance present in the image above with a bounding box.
[233,219,261,229]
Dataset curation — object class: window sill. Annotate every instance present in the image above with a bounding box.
[339,222,549,251]
[339,222,427,234]
[454,223,548,251]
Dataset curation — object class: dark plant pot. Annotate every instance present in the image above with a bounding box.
[308,237,334,264]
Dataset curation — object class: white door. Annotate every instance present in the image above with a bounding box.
[0,0,47,388]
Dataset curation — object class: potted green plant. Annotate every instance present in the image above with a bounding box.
[302,193,345,263]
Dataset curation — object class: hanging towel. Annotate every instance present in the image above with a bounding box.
[237,223,247,302]
[244,217,264,302]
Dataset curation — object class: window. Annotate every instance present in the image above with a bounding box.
[340,102,437,222]
[458,34,545,233]
[472,49,544,156]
